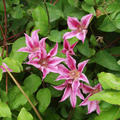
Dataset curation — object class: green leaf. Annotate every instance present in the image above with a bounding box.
[48,30,65,43]
[47,3,63,22]
[32,6,49,36]
[84,0,100,6]
[68,0,79,7]
[93,50,120,71]
[17,107,33,120]
[98,72,120,90]
[10,37,28,63]
[89,90,120,105]
[44,72,64,86]
[81,2,96,15]
[8,86,29,110]
[0,101,11,118]
[98,16,117,32]
[114,12,120,29]
[24,74,42,94]
[90,35,98,47]
[11,5,25,19]
[0,56,2,65]
[94,105,120,120]
[36,88,51,113]
[3,57,23,72]
[77,40,95,58]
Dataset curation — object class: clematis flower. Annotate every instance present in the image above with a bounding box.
[61,39,78,55]
[26,43,65,79]
[18,30,47,54]
[63,14,93,43]
[0,63,12,72]
[54,79,84,108]
[80,83,102,114]
[56,54,89,84]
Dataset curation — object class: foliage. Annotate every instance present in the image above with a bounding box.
[0,0,120,120]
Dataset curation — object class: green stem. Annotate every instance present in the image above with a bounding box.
[3,66,43,120]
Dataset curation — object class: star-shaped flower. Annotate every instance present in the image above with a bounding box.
[63,14,93,43]
[61,39,78,55]
[18,30,47,54]
[56,54,89,84]
[26,43,65,79]
[54,79,84,108]
[80,83,102,114]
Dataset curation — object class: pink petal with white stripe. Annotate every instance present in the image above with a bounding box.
[67,16,80,30]
[53,82,66,90]
[81,14,93,28]
[79,73,89,84]
[48,57,65,66]
[57,64,69,74]
[81,83,93,94]
[66,55,76,70]
[24,33,33,48]
[77,89,84,100]
[88,101,97,114]
[78,60,89,73]
[31,30,39,47]
[63,39,70,49]
[71,41,78,49]
[48,43,58,57]
[76,30,87,43]
[56,75,69,81]
[39,37,47,48]
[42,68,50,79]
[17,47,30,53]
[70,90,77,108]
[63,31,77,40]
[60,87,71,102]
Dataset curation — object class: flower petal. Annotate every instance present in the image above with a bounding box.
[63,31,78,40]
[78,60,89,73]
[76,30,87,43]
[63,39,70,50]
[96,102,100,114]
[42,68,50,79]
[67,16,80,30]
[48,57,65,66]
[53,82,66,90]
[72,80,80,92]
[66,55,76,70]
[81,83,93,94]
[70,90,77,108]
[41,48,47,59]
[79,95,90,106]
[79,73,89,84]
[71,41,78,49]
[88,101,97,114]
[57,64,69,74]
[77,89,84,100]
[17,47,31,53]
[48,43,58,57]
[39,37,47,49]
[31,30,40,47]
[56,74,69,81]
[60,86,71,102]
[81,14,93,28]
[24,33,33,48]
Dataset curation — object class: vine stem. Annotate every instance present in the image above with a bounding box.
[67,107,75,120]
[3,66,43,120]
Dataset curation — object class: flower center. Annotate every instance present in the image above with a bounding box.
[69,69,80,80]
[92,88,100,95]
[38,58,48,67]
[32,47,39,52]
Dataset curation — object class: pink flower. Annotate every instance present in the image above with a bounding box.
[56,54,89,84]
[61,39,78,55]
[54,79,84,108]
[0,63,12,72]
[80,83,102,114]
[18,30,47,54]
[26,43,65,79]
[63,14,93,43]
